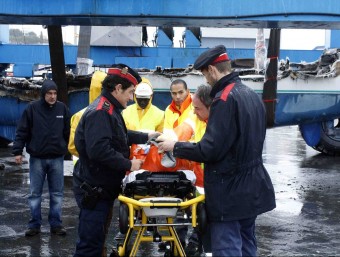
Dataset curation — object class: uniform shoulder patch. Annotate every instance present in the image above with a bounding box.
[102,101,111,111]
[97,96,114,114]
[214,83,235,102]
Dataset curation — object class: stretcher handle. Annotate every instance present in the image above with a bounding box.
[118,194,205,228]
[118,194,205,208]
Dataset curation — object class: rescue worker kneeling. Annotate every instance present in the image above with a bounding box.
[72,64,159,257]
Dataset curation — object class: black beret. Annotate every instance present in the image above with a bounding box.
[193,45,229,70]
[108,64,142,86]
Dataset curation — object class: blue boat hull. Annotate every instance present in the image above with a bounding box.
[0,89,175,144]
[275,93,340,126]
[0,91,90,144]
[2,90,340,145]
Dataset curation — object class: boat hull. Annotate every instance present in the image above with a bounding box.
[2,73,340,145]
[142,72,340,126]
[0,91,89,144]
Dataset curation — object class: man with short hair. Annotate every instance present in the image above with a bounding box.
[158,45,276,257]
[73,64,159,257]
[12,79,71,237]
[163,79,193,135]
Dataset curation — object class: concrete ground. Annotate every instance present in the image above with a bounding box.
[1,126,340,256]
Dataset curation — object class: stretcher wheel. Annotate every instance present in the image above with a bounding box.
[164,250,172,257]
[119,203,129,234]
[116,243,130,257]
[163,242,174,257]
[109,248,119,257]
[196,202,207,234]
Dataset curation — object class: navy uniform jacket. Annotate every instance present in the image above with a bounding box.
[173,72,276,222]
[74,90,148,198]
[12,99,70,158]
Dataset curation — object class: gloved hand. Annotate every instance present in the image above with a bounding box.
[157,138,176,152]
[156,131,178,142]
[147,131,161,141]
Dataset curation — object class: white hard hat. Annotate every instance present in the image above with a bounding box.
[135,82,153,98]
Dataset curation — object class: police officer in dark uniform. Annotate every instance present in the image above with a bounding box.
[73,64,159,257]
[157,45,276,257]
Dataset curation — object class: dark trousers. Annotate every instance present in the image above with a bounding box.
[74,192,114,257]
[188,225,212,253]
[210,216,257,257]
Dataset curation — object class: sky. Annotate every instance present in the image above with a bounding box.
[9,25,326,50]
[9,24,78,45]
[281,29,325,50]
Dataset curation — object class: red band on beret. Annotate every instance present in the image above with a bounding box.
[107,68,138,86]
[211,53,229,65]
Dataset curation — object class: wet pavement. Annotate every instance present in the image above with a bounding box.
[0,126,340,256]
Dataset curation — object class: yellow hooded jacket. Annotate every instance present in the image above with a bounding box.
[122,78,164,133]
[173,112,207,187]
[163,93,193,137]
[68,70,107,157]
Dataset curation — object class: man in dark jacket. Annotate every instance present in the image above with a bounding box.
[12,79,71,237]
[157,45,276,257]
[73,64,159,257]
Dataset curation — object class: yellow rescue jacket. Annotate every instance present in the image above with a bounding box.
[122,103,164,132]
[175,112,206,142]
[163,93,193,135]
[173,112,207,187]
[68,70,107,157]
[122,77,164,132]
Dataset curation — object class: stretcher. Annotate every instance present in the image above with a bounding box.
[112,171,207,257]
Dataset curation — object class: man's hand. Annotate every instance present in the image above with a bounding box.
[14,155,23,165]
[130,157,144,171]
[157,138,176,152]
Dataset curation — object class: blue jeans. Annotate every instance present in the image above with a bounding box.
[28,156,64,229]
[210,216,257,257]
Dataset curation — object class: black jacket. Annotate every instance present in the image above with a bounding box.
[173,72,276,222]
[12,98,70,158]
[73,90,148,198]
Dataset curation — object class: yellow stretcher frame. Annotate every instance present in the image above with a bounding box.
[116,194,205,257]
